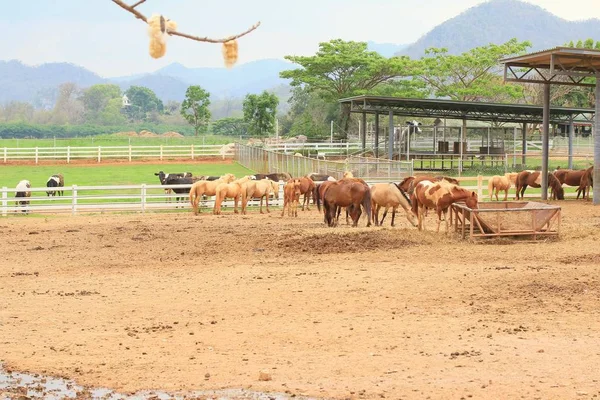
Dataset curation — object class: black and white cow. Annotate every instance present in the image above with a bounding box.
[154,171,194,204]
[46,174,64,196]
[15,180,31,213]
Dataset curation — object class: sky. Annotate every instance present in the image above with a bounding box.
[0,0,599,77]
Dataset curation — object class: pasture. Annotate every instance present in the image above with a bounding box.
[1,202,600,399]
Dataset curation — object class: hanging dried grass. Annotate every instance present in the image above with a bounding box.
[222,40,239,68]
[147,13,177,59]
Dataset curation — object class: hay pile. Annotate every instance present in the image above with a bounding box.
[161,131,184,138]
[113,131,138,137]
[139,130,158,137]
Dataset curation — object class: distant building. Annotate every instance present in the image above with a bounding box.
[122,94,131,107]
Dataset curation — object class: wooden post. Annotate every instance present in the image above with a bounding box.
[71,185,77,215]
[160,145,163,161]
[141,184,146,213]
[3,147,6,163]
[191,144,195,160]
[67,146,71,164]
[1,187,7,217]
[128,145,132,162]
[35,147,39,164]
[477,175,483,199]
[98,146,102,163]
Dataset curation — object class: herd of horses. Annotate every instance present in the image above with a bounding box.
[487,166,593,202]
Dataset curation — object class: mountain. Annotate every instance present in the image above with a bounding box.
[398,0,600,58]
[0,60,106,105]
[367,41,408,58]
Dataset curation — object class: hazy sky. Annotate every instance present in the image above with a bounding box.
[1,0,598,77]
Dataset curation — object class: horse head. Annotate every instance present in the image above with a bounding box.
[465,191,478,209]
[548,174,564,200]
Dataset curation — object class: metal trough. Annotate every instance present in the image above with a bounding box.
[451,201,561,239]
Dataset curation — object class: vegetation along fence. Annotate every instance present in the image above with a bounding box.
[235,144,414,180]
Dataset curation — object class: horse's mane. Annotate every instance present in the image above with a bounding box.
[394,183,412,206]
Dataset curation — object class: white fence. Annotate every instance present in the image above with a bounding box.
[2,176,590,217]
[0,144,233,163]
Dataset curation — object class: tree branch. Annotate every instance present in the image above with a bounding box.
[112,0,261,43]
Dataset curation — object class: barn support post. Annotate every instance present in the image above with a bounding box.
[594,79,600,205]
[541,83,550,200]
[513,126,517,168]
[141,184,146,213]
[568,116,574,170]
[522,122,527,166]
[71,185,78,215]
[374,113,380,158]
[1,187,7,217]
[477,175,483,199]
[361,112,367,152]
[388,111,394,160]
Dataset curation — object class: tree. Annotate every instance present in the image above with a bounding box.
[212,117,248,136]
[243,91,279,136]
[280,39,414,134]
[81,84,125,125]
[52,82,83,124]
[413,38,531,102]
[280,86,338,138]
[124,86,163,122]
[180,86,211,136]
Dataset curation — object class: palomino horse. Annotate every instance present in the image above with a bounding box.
[515,171,564,200]
[241,178,279,214]
[189,173,236,215]
[322,179,372,227]
[213,176,254,215]
[553,167,593,199]
[15,180,32,213]
[370,183,417,227]
[281,179,302,217]
[487,172,518,201]
[411,180,478,233]
[298,177,315,211]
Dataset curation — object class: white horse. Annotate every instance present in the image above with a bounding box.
[15,180,32,213]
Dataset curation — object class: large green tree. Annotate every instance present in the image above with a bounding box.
[280,86,338,138]
[180,86,211,136]
[243,91,279,136]
[413,38,531,102]
[280,39,415,134]
[123,86,163,122]
[80,84,125,125]
[212,117,247,136]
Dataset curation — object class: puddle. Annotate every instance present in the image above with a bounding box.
[0,364,321,399]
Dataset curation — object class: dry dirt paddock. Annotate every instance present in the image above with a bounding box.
[1,201,600,399]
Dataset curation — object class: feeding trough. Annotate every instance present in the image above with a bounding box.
[451,201,561,240]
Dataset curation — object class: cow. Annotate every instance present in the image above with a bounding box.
[15,180,31,213]
[154,171,194,205]
[46,174,64,196]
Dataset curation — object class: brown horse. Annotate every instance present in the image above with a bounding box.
[577,167,593,200]
[370,183,417,227]
[487,173,518,201]
[281,179,302,217]
[411,180,478,233]
[298,177,315,211]
[515,171,564,200]
[553,167,593,199]
[322,180,372,227]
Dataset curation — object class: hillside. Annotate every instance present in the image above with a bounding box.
[399,0,600,57]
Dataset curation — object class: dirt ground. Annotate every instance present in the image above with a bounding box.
[1,201,600,399]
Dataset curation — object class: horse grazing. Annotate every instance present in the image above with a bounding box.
[15,180,32,212]
[411,180,478,233]
[370,183,417,227]
[553,167,593,199]
[323,180,372,228]
[46,174,64,196]
[515,171,564,200]
[298,177,315,211]
[281,179,302,217]
[487,172,518,201]
[242,178,279,214]
[213,176,254,215]
[189,173,236,215]
[253,172,291,182]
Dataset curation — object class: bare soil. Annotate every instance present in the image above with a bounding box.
[2,201,600,399]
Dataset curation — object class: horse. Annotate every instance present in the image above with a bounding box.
[281,179,302,217]
[242,178,279,214]
[576,167,594,200]
[189,173,236,215]
[487,172,518,201]
[298,177,315,211]
[553,167,593,199]
[515,171,564,200]
[370,183,417,227]
[322,180,372,228]
[213,176,254,215]
[46,174,64,196]
[155,171,193,201]
[15,180,31,213]
[399,175,459,195]
[253,172,291,182]
[306,173,337,182]
[411,180,478,233]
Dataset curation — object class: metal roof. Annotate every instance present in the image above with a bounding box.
[339,95,594,124]
[502,47,600,72]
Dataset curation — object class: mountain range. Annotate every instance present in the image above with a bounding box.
[2,0,600,108]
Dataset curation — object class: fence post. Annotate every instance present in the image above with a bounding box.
[141,184,147,213]
[128,145,132,162]
[98,146,102,163]
[35,147,39,164]
[191,144,195,160]
[1,187,7,217]
[67,146,71,164]
[3,147,6,163]
[160,145,163,161]
[477,175,483,199]
[71,185,77,215]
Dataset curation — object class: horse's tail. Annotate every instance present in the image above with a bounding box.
[487,177,495,200]
[362,186,372,227]
[189,184,196,207]
[315,183,322,212]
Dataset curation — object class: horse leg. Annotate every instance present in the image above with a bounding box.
[503,189,508,201]
[391,206,396,227]
[234,195,239,214]
[380,207,388,226]
[436,208,442,233]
